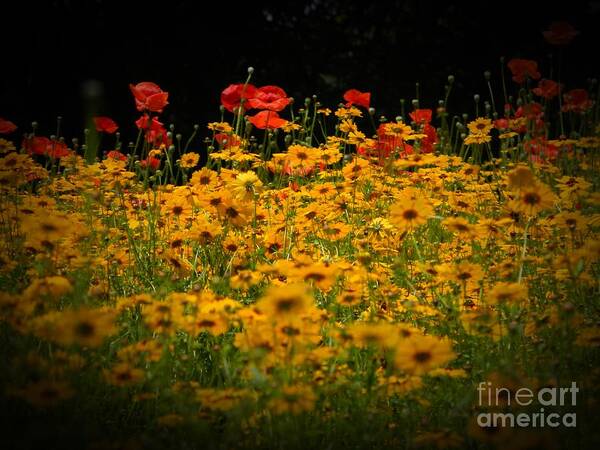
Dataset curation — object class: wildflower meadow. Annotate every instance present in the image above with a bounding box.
[1,19,600,450]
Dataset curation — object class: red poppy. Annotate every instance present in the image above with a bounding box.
[22,136,70,158]
[494,118,509,130]
[420,123,438,153]
[247,85,291,111]
[358,123,413,161]
[409,109,432,125]
[343,89,371,108]
[140,156,161,170]
[524,137,558,162]
[215,133,240,149]
[0,117,17,134]
[22,136,50,155]
[515,102,544,120]
[221,83,258,113]
[543,22,579,46]
[106,150,128,161]
[135,114,170,147]
[129,82,169,113]
[247,110,287,129]
[532,79,560,99]
[46,141,71,159]
[94,116,119,134]
[562,89,593,113]
[507,59,541,84]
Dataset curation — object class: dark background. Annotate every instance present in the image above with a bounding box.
[3,0,599,144]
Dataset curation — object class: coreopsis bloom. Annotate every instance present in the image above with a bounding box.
[394,335,455,375]
[33,308,118,348]
[179,152,200,169]
[507,59,541,84]
[389,197,434,234]
[94,116,119,133]
[229,171,263,201]
[467,117,493,135]
[507,165,536,191]
[104,362,145,387]
[486,282,528,305]
[514,182,556,216]
[0,138,15,154]
[221,83,257,113]
[129,81,169,112]
[343,89,371,108]
[543,21,579,46]
[256,283,313,320]
[346,322,399,350]
[18,380,74,408]
[248,85,291,111]
[268,385,317,415]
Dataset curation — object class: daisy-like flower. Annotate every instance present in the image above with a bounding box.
[179,152,200,169]
[467,117,494,135]
[229,171,263,201]
[383,120,415,140]
[514,182,556,217]
[394,335,455,375]
[389,197,434,234]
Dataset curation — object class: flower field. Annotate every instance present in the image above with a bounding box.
[1,24,600,449]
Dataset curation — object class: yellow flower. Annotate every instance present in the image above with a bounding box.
[467,117,493,135]
[104,362,145,387]
[514,182,556,217]
[0,138,16,154]
[268,385,316,415]
[389,197,434,234]
[18,380,74,408]
[384,121,415,139]
[486,282,528,305]
[394,335,455,375]
[207,122,233,133]
[229,171,263,201]
[179,152,200,169]
[464,133,492,145]
[507,164,536,191]
[257,283,313,320]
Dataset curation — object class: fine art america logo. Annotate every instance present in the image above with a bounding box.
[476,381,578,428]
